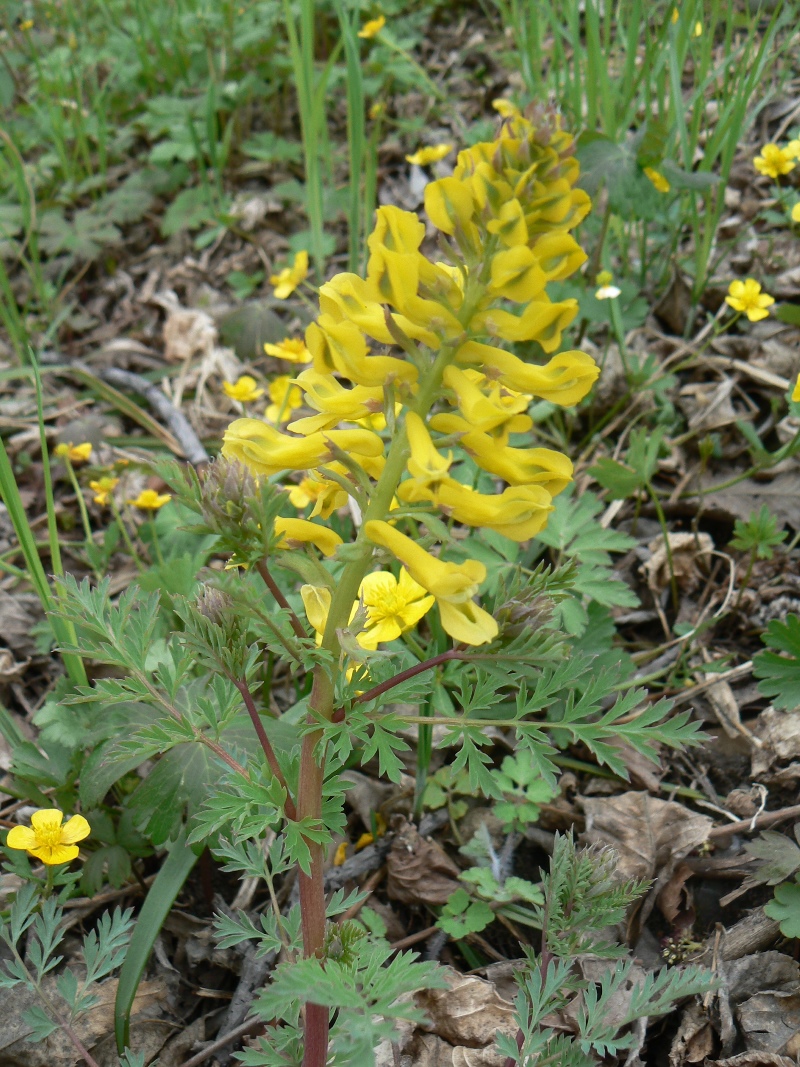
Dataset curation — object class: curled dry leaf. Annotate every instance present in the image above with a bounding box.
[709,1054,799,1067]
[642,532,714,594]
[669,1001,715,1067]
[581,791,713,885]
[737,992,800,1056]
[751,709,800,778]
[386,818,460,906]
[417,970,517,1048]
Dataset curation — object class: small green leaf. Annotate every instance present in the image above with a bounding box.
[764,880,800,938]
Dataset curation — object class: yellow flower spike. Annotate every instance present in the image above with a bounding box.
[358,14,385,38]
[364,520,498,645]
[405,144,454,167]
[223,375,265,403]
[792,374,800,403]
[753,143,796,180]
[89,476,119,506]
[488,246,548,302]
[471,297,578,350]
[265,376,303,424]
[531,232,587,281]
[644,167,671,194]
[434,482,554,541]
[263,337,312,363]
[7,809,90,866]
[127,489,171,509]
[458,431,574,495]
[290,370,384,434]
[54,442,93,464]
[270,250,309,299]
[457,343,599,406]
[492,98,521,119]
[222,419,383,478]
[359,569,434,644]
[274,517,343,557]
[405,411,453,496]
[725,278,775,322]
[424,176,477,237]
[486,198,529,247]
[306,317,418,388]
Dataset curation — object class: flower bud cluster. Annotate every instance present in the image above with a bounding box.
[222,103,599,650]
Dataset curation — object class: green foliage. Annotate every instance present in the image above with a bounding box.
[744,824,800,940]
[764,881,800,939]
[754,615,800,710]
[498,835,714,1065]
[729,506,787,559]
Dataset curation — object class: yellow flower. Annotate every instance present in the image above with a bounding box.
[405,144,454,167]
[492,98,521,119]
[7,809,90,865]
[358,14,385,38]
[369,102,386,120]
[670,7,679,23]
[223,375,265,403]
[595,269,621,300]
[127,489,172,509]
[263,337,312,363]
[89,476,119,506]
[791,374,800,403]
[788,140,800,160]
[223,419,382,478]
[19,18,34,31]
[692,20,702,36]
[360,569,434,644]
[265,376,303,424]
[753,143,796,180]
[644,167,670,193]
[288,474,348,518]
[725,278,775,322]
[365,520,498,645]
[54,442,92,464]
[274,517,342,557]
[270,250,309,299]
[792,202,800,224]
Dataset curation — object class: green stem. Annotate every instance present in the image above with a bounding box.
[109,500,144,572]
[647,481,679,613]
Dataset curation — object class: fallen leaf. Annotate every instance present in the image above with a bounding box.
[386,819,460,906]
[642,533,714,594]
[751,709,800,778]
[417,970,517,1047]
[737,991,800,1055]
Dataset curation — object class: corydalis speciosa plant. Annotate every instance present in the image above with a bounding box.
[222,105,600,1064]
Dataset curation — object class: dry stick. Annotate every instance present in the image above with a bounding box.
[98,366,210,466]
[255,559,307,641]
[708,801,800,840]
[178,1015,263,1067]
[232,677,297,820]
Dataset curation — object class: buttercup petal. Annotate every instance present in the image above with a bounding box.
[60,814,91,844]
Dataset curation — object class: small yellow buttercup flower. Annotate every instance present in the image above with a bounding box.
[792,202,800,224]
[753,143,796,180]
[223,375,265,403]
[270,251,309,299]
[265,375,303,423]
[369,102,386,120]
[263,337,312,363]
[358,14,385,38]
[692,20,702,36]
[127,489,172,510]
[360,569,435,645]
[595,270,621,300]
[54,441,92,464]
[18,18,34,31]
[89,476,119,506]
[644,167,670,193]
[725,278,775,322]
[7,809,90,865]
[792,374,800,403]
[405,144,454,167]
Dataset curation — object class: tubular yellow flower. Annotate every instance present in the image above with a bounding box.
[753,143,796,180]
[270,251,309,299]
[55,442,92,464]
[791,374,800,403]
[89,476,119,506]
[457,343,599,406]
[434,365,532,440]
[289,473,348,518]
[222,419,382,477]
[404,412,452,496]
[265,376,303,424]
[301,584,373,649]
[127,489,171,509]
[644,167,670,193]
[360,569,434,643]
[692,20,702,36]
[358,14,385,38]
[263,337,312,363]
[457,431,574,495]
[405,144,453,166]
[365,520,498,645]
[725,278,775,322]
[274,517,343,557]
[7,809,90,865]
[288,370,384,434]
[471,298,578,350]
[223,375,265,403]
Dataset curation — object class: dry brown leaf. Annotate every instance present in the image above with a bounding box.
[386,819,460,906]
[642,533,714,594]
[669,1002,716,1066]
[657,861,695,925]
[709,1055,798,1067]
[417,970,517,1048]
[751,709,800,778]
[581,791,713,884]
[737,992,800,1056]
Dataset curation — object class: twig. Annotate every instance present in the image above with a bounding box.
[709,802,800,839]
[178,1015,263,1067]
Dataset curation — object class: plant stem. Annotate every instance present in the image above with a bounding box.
[232,677,297,820]
[256,559,307,640]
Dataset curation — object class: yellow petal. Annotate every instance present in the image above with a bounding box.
[32,843,80,866]
[30,809,64,835]
[438,599,498,646]
[60,814,91,844]
[6,825,38,851]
